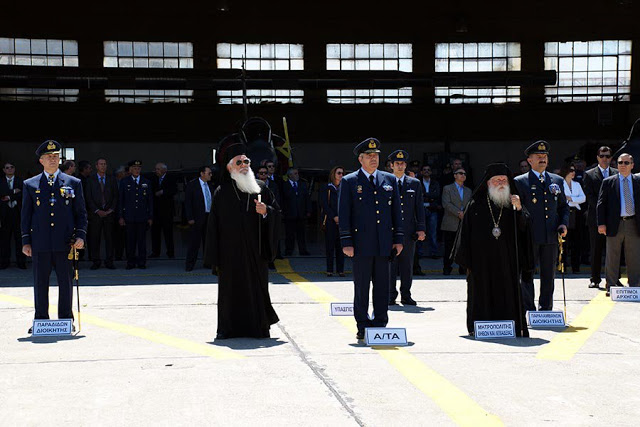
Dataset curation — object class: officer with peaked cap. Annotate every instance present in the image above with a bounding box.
[338,138,404,340]
[21,140,88,333]
[118,160,153,269]
[387,150,426,305]
[514,140,569,311]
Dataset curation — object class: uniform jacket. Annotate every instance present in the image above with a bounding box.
[583,166,618,226]
[596,174,640,237]
[338,169,404,256]
[0,175,24,216]
[441,182,472,232]
[85,173,118,217]
[118,175,153,223]
[396,175,426,241]
[152,173,177,220]
[514,170,569,245]
[21,172,88,252]
[282,179,311,219]
[419,177,441,211]
[185,178,214,224]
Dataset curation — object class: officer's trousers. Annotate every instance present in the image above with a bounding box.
[352,255,390,332]
[389,240,416,301]
[521,243,557,311]
[126,222,148,267]
[32,251,74,320]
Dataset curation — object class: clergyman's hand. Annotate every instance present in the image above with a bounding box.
[343,246,354,257]
[22,244,32,257]
[510,195,522,211]
[254,199,267,215]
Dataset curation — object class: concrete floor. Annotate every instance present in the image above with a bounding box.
[0,257,639,426]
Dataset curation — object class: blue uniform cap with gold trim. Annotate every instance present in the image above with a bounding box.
[128,160,142,167]
[35,139,62,157]
[353,137,381,156]
[525,140,550,156]
[388,150,409,163]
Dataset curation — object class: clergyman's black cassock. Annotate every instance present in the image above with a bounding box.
[455,188,534,338]
[204,180,280,338]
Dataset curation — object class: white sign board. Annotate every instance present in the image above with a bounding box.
[330,303,354,316]
[610,287,640,302]
[365,328,408,346]
[527,311,566,327]
[32,319,73,336]
[474,321,515,339]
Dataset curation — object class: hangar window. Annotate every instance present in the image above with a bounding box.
[0,88,78,102]
[544,40,632,102]
[103,41,194,103]
[326,43,413,104]
[216,43,304,103]
[434,42,521,104]
[0,37,79,66]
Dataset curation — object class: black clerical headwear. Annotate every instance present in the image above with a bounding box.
[470,162,519,202]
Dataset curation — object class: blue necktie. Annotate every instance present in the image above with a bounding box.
[204,184,211,211]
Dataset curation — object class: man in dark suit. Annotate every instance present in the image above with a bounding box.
[583,146,618,288]
[419,164,441,258]
[597,153,640,295]
[515,141,569,311]
[0,161,26,269]
[184,166,213,271]
[339,138,404,340]
[118,160,153,269]
[264,160,283,260]
[282,168,311,256]
[21,140,87,333]
[150,162,177,259]
[387,150,426,306]
[85,157,119,269]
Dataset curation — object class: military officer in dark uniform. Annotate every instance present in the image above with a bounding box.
[387,150,426,306]
[118,160,153,269]
[21,140,87,332]
[514,141,569,311]
[339,138,404,340]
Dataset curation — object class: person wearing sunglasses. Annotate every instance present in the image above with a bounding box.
[0,162,27,269]
[514,140,569,312]
[321,166,346,277]
[582,146,618,289]
[560,162,586,274]
[204,134,280,339]
[596,153,640,296]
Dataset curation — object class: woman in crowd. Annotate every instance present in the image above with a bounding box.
[560,162,586,273]
[321,166,345,277]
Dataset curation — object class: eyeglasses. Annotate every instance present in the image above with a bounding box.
[336,171,344,175]
[257,171,267,175]
[3,166,14,169]
[455,172,466,175]
[618,161,633,165]
[569,168,576,172]
[266,164,275,168]
[235,159,250,166]
[599,154,612,158]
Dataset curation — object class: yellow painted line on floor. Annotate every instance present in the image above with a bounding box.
[536,291,616,361]
[274,259,503,427]
[0,293,241,360]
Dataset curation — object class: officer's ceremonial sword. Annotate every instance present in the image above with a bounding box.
[557,233,568,323]
[68,245,81,333]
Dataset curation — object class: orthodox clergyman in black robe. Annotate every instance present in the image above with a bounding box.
[204,134,281,339]
[455,163,534,337]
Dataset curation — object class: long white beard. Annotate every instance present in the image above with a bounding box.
[488,184,511,209]
[231,168,261,194]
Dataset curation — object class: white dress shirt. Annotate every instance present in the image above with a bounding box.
[563,179,586,209]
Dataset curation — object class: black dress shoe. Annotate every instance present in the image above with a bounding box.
[185,265,194,272]
[388,300,397,306]
[148,253,160,258]
[126,264,135,270]
[401,296,417,306]
[356,331,365,340]
[216,332,227,340]
[300,251,311,256]
[28,327,33,334]
[17,263,27,270]
[443,269,451,276]
[90,263,100,270]
[138,265,146,269]
[275,255,284,260]
[588,282,600,289]
[458,267,466,275]
[105,263,116,270]
[326,272,333,277]
[268,262,275,270]
[338,272,345,277]
[167,254,175,259]
[0,263,9,270]
[414,270,425,276]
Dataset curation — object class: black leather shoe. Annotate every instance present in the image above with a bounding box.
[28,327,33,334]
[588,282,600,289]
[17,263,27,270]
[0,263,8,270]
[401,297,417,306]
[216,332,227,340]
[105,263,116,270]
[138,265,146,269]
[356,331,365,340]
[126,264,135,270]
[338,272,345,277]
[300,251,311,256]
[90,263,100,270]
[268,262,275,269]
[414,270,425,276]
[185,265,194,272]
[148,253,160,258]
[458,267,466,275]
[389,300,397,306]
[443,269,451,276]
[326,272,333,277]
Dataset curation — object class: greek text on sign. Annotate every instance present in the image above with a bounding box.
[365,328,408,346]
[610,287,640,302]
[474,321,515,339]
[330,303,354,316]
[527,311,566,327]
[32,319,73,336]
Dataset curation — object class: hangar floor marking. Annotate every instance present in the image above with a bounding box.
[274,259,503,427]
